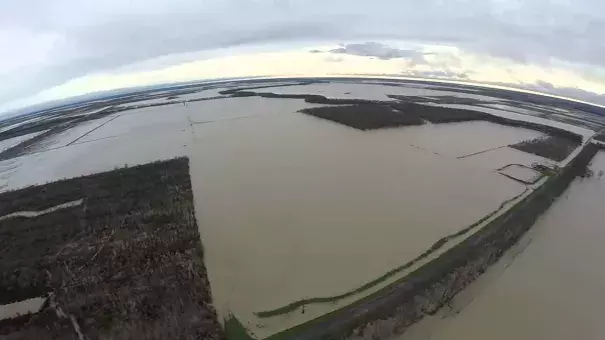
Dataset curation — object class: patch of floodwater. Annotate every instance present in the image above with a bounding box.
[186,96,331,124]
[0,116,46,134]
[118,88,226,107]
[549,113,605,131]
[497,164,541,183]
[172,88,226,101]
[399,151,605,340]
[189,112,528,337]
[78,105,189,142]
[388,87,500,102]
[255,83,502,103]
[0,296,46,320]
[0,129,189,193]
[0,199,83,221]
[460,147,553,171]
[485,103,605,131]
[24,115,119,153]
[255,83,398,101]
[118,97,177,107]
[482,103,551,117]
[0,130,48,152]
[381,121,543,158]
[429,103,595,139]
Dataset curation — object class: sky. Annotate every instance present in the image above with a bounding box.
[2,0,605,114]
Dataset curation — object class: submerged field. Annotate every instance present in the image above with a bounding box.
[0,78,604,339]
[398,151,605,340]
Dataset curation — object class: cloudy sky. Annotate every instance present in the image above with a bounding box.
[2,0,605,114]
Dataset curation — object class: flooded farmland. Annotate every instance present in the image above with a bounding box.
[190,111,533,337]
[1,78,604,340]
[398,151,605,340]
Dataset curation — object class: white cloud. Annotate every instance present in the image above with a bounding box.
[3,42,605,114]
[1,0,605,111]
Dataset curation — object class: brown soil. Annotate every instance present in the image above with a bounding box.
[0,158,225,340]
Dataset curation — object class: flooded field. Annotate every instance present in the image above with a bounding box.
[460,146,552,171]
[78,105,189,141]
[189,110,536,336]
[257,83,500,102]
[398,151,605,340]
[1,78,605,339]
[0,131,47,153]
[432,103,595,141]
[117,87,227,107]
[186,96,330,124]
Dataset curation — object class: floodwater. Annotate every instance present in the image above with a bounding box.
[498,164,541,183]
[460,146,553,171]
[399,151,605,340]
[0,84,598,338]
[381,121,543,158]
[25,115,119,153]
[186,96,330,124]
[257,83,500,102]
[78,105,189,142]
[0,130,47,153]
[0,198,82,221]
[118,87,227,107]
[0,296,46,320]
[0,129,189,193]
[0,97,323,193]
[188,107,535,337]
[432,103,595,140]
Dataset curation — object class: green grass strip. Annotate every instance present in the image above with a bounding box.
[255,188,529,318]
[225,315,257,340]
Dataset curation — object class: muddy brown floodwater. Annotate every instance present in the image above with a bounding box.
[1,81,599,339]
[188,102,541,337]
[399,151,605,340]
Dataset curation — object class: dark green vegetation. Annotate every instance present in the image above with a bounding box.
[509,135,581,161]
[594,133,605,143]
[0,158,225,340]
[388,100,487,123]
[299,104,424,130]
[229,145,598,340]
[223,87,584,143]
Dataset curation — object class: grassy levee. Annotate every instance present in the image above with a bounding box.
[227,143,598,340]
